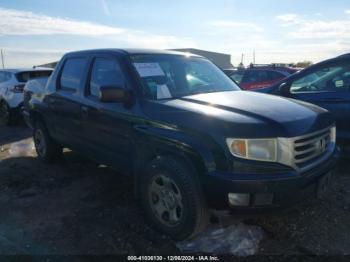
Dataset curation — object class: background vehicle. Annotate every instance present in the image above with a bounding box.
[0,68,53,125]
[224,64,298,90]
[23,76,52,113]
[23,49,337,240]
[256,54,350,154]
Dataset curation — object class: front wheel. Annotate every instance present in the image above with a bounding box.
[140,156,209,240]
[33,120,62,163]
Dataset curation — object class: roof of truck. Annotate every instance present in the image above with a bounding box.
[65,48,203,57]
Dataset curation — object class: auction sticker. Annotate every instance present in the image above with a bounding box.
[133,63,165,77]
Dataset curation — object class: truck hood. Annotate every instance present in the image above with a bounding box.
[142,91,334,138]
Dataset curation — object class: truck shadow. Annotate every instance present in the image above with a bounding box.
[0,151,178,254]
[0,126,31,146]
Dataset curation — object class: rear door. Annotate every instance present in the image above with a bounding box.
[80,55,134,172]
[48,56,89,149]
[288,60,350,142]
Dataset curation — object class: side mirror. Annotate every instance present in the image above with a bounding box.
[99,85,131,103]
[278,82,291,97]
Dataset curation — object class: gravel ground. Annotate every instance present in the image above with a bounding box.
[0,125,349,256]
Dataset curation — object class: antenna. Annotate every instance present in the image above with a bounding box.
[0,49,4,69]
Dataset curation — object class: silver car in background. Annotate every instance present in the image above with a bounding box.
[0,68,52,125]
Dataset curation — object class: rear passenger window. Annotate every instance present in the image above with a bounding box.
[60,58,87,91]
[89,58,124,97]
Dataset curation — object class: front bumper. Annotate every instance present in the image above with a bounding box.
[202,149,338,211]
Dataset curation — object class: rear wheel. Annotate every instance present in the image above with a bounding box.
[140,156,209,240]
[33,120,62,163]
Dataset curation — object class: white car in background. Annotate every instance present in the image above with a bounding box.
[0,68,53,125]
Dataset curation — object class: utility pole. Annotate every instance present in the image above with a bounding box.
[238,53,245,68]
[0,49,4,69]
[253,50,256,64]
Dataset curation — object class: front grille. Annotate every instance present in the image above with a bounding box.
[292,127,333,170]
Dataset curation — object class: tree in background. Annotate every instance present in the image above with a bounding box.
[295,61,313,68]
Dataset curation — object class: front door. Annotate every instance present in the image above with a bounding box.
[80,55,134,173]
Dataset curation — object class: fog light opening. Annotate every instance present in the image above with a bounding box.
[228,193,250,206]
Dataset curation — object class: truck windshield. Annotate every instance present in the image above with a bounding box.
[131,54,240,100]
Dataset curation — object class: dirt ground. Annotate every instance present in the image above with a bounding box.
[0,125,349,256]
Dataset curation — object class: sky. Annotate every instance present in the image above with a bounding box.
[0,0,350,68]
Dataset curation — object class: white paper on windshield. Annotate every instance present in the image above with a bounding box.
[133,63,165,77]
[157,84,172,99]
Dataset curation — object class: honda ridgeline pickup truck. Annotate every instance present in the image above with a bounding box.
[23,49,337,240]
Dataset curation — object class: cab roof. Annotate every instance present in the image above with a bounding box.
[64,48,203,58]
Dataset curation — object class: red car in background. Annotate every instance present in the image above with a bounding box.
[224,64,299,90]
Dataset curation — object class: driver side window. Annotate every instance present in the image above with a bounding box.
[290,64,350,93]
[89,57,124,97]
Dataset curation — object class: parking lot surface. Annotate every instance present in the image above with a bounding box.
[0,126,349,255]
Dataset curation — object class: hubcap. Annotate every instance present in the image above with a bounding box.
[148,174,183,227]
[34,129,46,157]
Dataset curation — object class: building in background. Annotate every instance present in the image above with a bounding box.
[35,48,233,69]
[170,48,233,69]
[34,61,58,68]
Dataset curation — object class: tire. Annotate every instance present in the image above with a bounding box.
[140,156,209,240]
[0,101,13,126]
[33,120,62,163]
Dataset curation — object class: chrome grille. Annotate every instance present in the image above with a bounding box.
[276,126,336,172]
[292,126,335,171]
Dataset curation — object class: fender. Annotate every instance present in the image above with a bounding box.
[132,123,224,199]
[133,124,222,173]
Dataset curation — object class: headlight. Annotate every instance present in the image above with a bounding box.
[226,138,277,162]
